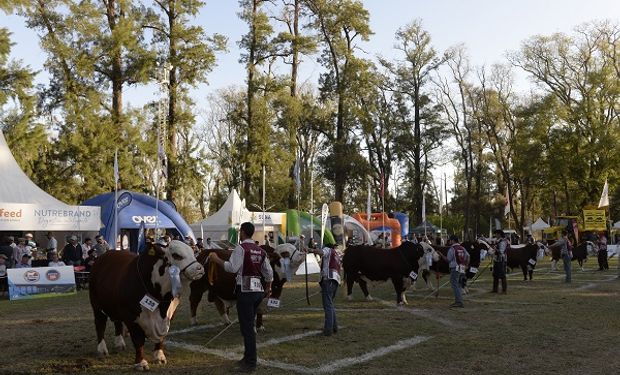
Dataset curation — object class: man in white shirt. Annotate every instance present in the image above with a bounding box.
[209,222,273,373]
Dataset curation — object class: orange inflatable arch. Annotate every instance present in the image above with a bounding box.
[352,213,402,247]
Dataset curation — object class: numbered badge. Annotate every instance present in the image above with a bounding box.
[409,271,418,281]
[528,258,536,266]
[249,277,262,292]
[469,267,478,274]
[267,298,281,308]
[140,294,159,312]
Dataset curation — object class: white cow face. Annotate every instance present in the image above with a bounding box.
[166,240,205,281]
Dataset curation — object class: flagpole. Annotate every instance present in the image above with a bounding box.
[381,172,385,248]
[114,149,119,250]
[367,180,371,244]
[262,165,266,237]
[310,166,313,244]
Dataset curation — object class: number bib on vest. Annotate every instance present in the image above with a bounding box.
[242,276,264,293]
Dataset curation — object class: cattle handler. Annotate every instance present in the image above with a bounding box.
[306,242,342,336]
[440,235,469,308]
[492,230,509,293]
[209,222,273,373]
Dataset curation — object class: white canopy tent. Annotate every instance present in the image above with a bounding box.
[0,132,100,232]
[190,189,252,241]
[531,218,550,231]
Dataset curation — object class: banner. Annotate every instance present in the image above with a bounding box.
[583,209,607,231]
[0,203,101,231]
[8,266,76,300]
[598,180,609,208]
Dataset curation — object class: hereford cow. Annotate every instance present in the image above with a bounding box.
[89,240,204,371]
[343,241,425,305]
[189,243,305,329]
[548,241,594,271]
[505,242,547,280]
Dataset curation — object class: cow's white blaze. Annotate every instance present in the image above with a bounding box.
[167,240,205,281]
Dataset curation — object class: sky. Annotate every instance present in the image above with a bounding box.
[1,0,619,195]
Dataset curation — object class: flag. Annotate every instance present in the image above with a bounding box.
[504,186,510,216]
[137,220,146,253]
[320,203,328,248]
[598,179,609,208]
[422,194,426,223]
[113,149,119,185]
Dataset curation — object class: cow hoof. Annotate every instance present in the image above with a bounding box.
[346,295,353,301]
[365,295,373,301]
[190,317,198,326]
[153,350,167,365]
[257,325,266,332]
[134,360,150,371]
[114,335,126,351]
[97,340,109,357]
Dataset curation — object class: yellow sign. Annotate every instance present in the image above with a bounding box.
[583,210,606,231]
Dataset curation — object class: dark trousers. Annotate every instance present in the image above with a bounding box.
[492,261,507,293]
[598,249,609,270]
[236,287,264,367]
[320,279,338,335]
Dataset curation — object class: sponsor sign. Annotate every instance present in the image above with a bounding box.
[7,266,76,300]
[583,209,606,231]
[0,202,100,231]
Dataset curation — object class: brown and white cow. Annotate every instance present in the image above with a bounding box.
[189,243,305,330]
[89,240,204,371]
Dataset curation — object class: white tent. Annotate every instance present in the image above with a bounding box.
[190,190,252,240]
[531,217,550,231]
[613,220,620,229]
[0,132,100,231]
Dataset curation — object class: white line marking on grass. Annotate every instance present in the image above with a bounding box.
[229,329,327,352]
[168,336,431,374]
[295,307,394,312]
[374,298,456,327]
[168,323,222,336]
[576,283,597,291]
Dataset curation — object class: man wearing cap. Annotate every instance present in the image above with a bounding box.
[209,222,273,373]
[440,235,469,308]
[15,253,32,268]
[14,238,32,267]
[306,243,342,336]
[62,235,83,266]
[24,233,37,248]
[492,230,509,293]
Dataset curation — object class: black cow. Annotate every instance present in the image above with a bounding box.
[343,241,425,305]
[506,243,545,280]
[89,241,204,370]
[548,241,594,271]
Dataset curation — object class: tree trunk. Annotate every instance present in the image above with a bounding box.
[244,0,259,199]
[166,1,178,203]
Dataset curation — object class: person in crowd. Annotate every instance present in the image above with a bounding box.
[93,235,110,256]
[208,222,273,373]
[45,232,58,260]
[15,253,32,269]
[196,238,204,250]
[0,254,7,276]
[492,230,509,294]
[24,233,36,248]
[62,235,83,266]
[549,230,572,283]
[306,243,342,336]
[439,235,470,308]
[0,237,13,268]
[84,249,97,272]
[81,238,93,260]
[14,238,32,267]
[48,251,66,267]
[526,234,535,245]
[597,233,609,271]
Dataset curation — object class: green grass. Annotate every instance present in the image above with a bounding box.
[1,258,619,374]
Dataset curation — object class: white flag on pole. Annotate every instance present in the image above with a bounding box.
[504,186,510,216]
[598,179,609,208]
[320,203,329,248]
[113,149,119,185]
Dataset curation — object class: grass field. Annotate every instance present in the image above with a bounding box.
[1,258,619,375]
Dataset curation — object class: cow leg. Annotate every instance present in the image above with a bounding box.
[358,277,372,301]
[113,321,126,351]
[551,259,557,271]
[528,269,533,281]
[422,270,432,290]
[153,338,167,365]
[522,266,528,281]
[579,259,584,272]
[256,300,266,332]
[189,286,204,326]
[127,323,149,371]
[391,277,405,305]
[345,272,355,300]
[94,308,109,357]
[215,298,232,325]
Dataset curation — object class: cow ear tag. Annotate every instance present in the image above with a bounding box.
[140,294,159,312]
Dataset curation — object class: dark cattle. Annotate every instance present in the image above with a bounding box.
[343,241,425,305]
[506,243,545,280]
[89,241,204,370]
[547,241,593,271]
[189,243,305,329]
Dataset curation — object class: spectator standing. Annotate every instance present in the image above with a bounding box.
[45,232,58,260]
[0,237,13,268]
[208,222,273,373]
[306,243,342,336]
[24,233,37,248]
[597,234,609,270]
[492,230,509,294]
[84,250,97,272]
[549,230,572,283]
[48,251,66,267]
[62,236,83,266]
[0,254,7,276]
[196,238,204,250]
[81,238,93,260]
[13,238,32,267]
[93,235,110,256]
